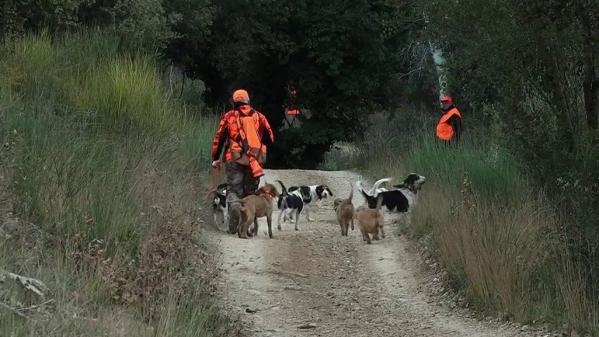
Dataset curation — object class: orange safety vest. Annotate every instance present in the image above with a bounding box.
[286,107,301,116]
[436,108,462,141]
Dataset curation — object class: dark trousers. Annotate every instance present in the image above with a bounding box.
[225,161,260,233]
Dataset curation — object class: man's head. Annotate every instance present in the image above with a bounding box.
[440,95,453,110]
[233,89,250,105]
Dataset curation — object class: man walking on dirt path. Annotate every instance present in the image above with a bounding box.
[436,95,463,144]
[211,89,275,234]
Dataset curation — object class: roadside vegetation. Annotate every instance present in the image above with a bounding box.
[322,111,598,335]
[0,32,228,336]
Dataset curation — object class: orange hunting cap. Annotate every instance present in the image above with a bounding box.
[232,89,250,104]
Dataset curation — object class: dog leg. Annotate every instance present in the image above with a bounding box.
[405,211,412,227]
[267,214,273,239]
[223,207,230,230]
[294,209,300,231]
[238,211,249,239]
[252,218,258,237]
[361,230,371,244]
[379,224,386,239]
[238,221,249,239]
[277,209,284,231]
[305,206,315,222]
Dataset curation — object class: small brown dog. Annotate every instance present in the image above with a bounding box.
[238,183,279,239]
[355,195,384,244]
[335,182,354,236]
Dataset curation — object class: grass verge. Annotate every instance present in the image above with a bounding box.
[0,32,231,336]
[321,112,599,334]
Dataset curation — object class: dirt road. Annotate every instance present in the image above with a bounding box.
[209,170,547,337]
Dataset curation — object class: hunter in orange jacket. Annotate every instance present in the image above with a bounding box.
[211,89,274,234]
[436,95,462,143]
[211,90,274,176]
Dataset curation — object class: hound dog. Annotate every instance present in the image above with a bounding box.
[276,180,333,231]
[238,183,280,239]
[211,183,228,231]
[357,173,426,225]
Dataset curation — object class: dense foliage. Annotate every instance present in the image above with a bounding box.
[421,0,599,306]
[164,0,418,167]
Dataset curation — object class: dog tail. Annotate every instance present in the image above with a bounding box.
[347,180,354,202]
[276,180,289,211]
[369,177,391,195]
[276,180,288,196]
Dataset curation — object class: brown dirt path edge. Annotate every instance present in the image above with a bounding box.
[209,170,542,337]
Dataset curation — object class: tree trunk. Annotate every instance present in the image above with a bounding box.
[580,6,599,130]
[429,42,448,97]
[582,42,598,130]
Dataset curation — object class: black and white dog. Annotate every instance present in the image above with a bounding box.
[276,180,333,231]
[211,183,228,231]
[357,173,426,224]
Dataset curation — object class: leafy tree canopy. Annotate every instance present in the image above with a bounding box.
[165,0,418,167]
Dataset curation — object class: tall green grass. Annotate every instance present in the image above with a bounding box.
[322,112,598,334]
[0,32,228,336]
[3,31,176,132]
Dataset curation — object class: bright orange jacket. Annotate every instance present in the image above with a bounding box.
[211,106,274,163]
[436,107,462,141]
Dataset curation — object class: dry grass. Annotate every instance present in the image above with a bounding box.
[321,112,599,333]
[434,180,559,318]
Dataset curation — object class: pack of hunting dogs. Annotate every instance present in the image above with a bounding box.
[211,173,426,244]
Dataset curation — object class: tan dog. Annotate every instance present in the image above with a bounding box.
[355,195,384,244]
[238,183,280,239]
[335,182,354,236]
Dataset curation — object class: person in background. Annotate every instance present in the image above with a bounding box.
[436,95,462,144]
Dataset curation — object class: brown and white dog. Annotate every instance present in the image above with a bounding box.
[238,183,280,239]
[335,182,354,236]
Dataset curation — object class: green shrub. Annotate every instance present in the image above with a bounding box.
[1,32,177,132]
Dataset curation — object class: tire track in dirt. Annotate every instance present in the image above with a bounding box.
[209,169,547,337]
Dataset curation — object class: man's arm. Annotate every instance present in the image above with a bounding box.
[449,115,462,142]
[259,113,275,145]
[212,114,229,161]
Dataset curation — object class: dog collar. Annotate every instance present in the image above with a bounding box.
[258,191,275,201]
